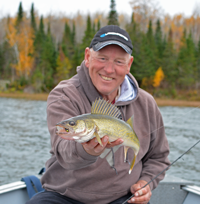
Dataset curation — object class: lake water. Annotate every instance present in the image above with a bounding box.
[0,97,200,186]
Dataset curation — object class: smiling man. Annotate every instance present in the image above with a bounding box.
[85,45,133,103]
[26,25,170,204]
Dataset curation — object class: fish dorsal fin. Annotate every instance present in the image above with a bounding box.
[91,98,122,119]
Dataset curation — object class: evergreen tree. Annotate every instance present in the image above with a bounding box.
[71,21,76,45]
[97,19,101,31]
[162,28,178,89]
[43,22,57,88]
[126,13,143,84]
[177,30,197,88]
[79,15,94,62]
[34,15,45,60]
[62,22,72,57]
[154,19,164,64]
[108,0,119,25]
[92,22,96,35]
[31,3,37,32]
[0,45,4,78]
[61,21,77,76]
[145,20,157,76]
[16,2,23,27]
[196,38,200,88]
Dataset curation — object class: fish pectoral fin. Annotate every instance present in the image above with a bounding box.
[94,131,103,146]
[124,146,129,163]
[129,154,136,174]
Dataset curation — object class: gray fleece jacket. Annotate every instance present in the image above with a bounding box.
[41,61,170,204]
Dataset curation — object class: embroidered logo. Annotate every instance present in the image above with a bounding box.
[100,32,128,41]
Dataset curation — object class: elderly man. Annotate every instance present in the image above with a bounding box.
[27,25,170,204]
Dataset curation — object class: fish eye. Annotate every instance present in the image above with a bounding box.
[69,121,75,126]
[65,128,69,132]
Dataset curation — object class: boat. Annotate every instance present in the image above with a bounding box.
[0,172,200,204]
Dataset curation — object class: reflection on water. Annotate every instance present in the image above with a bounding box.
[0,97,200,186]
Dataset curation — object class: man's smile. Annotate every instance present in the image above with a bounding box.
[100,74,113,81]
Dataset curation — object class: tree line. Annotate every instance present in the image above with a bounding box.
[0,0,200,97]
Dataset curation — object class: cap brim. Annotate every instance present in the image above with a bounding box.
[92,40,132,55]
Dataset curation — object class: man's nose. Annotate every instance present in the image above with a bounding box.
[104,61,114,73]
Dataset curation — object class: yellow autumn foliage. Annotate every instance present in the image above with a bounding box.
[6,17,34,78]
[153,67,164,88]
[56,50,72,82]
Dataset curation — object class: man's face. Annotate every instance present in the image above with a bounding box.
[85,44,133,101]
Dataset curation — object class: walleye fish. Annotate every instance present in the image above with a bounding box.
[56,98,140,174]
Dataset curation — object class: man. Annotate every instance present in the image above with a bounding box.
[27,25,170,204]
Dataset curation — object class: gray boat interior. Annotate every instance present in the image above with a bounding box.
[0,174,200,204]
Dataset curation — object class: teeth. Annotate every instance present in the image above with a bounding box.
[101,75,112,81]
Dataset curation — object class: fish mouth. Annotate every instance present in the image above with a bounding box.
[56,125,86,141]
[100,74,113,81]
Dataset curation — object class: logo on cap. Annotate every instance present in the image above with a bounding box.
[100,32,128,41]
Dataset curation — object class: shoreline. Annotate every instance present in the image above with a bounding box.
[0,92,200,107]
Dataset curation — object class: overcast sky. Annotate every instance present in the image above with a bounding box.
[0,0,200,18]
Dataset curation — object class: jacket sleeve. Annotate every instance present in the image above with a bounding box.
[139,102,170,190]
[47,91,98,170]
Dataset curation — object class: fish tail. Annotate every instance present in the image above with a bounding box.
[129,154,136,174]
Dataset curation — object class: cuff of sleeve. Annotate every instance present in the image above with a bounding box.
[76,142,98,161]
[139,176,154,190]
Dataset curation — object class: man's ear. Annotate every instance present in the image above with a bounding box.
[84,47,90,67]
[127,56,134,74]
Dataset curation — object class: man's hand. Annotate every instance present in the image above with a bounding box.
[128,180,152,204]
[82,136,123,156]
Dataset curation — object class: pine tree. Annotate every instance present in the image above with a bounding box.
[0,45,4,78]
[177,29,196,88]
[145,20,157,76]
[30,3,37,32]
[126,13,143,84]
[162,28,178,87]
[97,19,101,31]
[79,15,94,62]
[154,19,164,63]
[107,0,119,25]
[34,15,45,61]
[39,22,57,91]
[196,38,200,93]
[16,2,23,27]
[62,22,72,57]
[71,21,76,45]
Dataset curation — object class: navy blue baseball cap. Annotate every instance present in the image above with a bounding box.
[89,25,133,55]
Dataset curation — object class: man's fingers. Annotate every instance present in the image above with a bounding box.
[135,189,143,196]
[82,136,109,156]
[93,136,109,153]
[128,194,150,203]
[82,137,98,149]
[129,180,151,203]
[106,138,123,148]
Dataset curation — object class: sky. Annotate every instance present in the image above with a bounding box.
[0,0,200,18]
